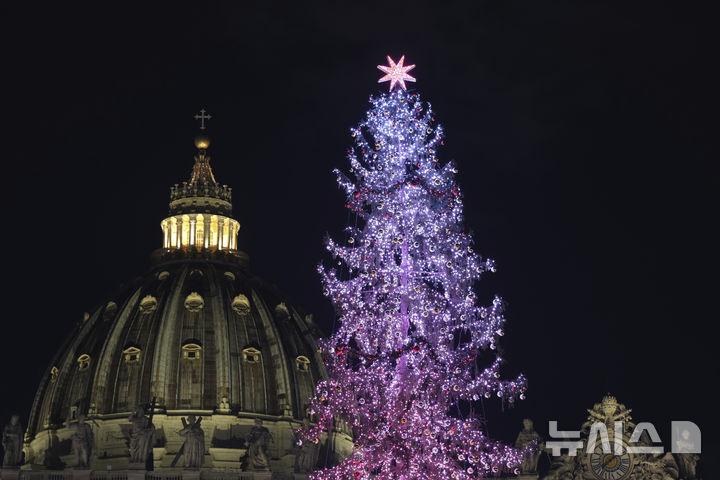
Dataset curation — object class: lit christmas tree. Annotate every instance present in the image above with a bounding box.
[301,56,532,479]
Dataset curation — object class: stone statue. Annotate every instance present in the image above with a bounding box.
[177,415,204,468]
[128,405,155,465]
[217,396,231,413]
[42,429,64,469]
[634,452,679,480]
[246,418,273,471]
[674,428,699,479]
[543,452,578,480]
[67,414,94,468]
[294,419,319,473]
[515,418,542,474]
[2,415,23,467]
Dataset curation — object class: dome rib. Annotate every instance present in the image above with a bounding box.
[91,287,142,414]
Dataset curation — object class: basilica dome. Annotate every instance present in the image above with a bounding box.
[22,132,352,474]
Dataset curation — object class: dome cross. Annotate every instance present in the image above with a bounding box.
[194,109,212,130]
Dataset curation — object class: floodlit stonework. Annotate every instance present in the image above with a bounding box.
[5,131,352,480]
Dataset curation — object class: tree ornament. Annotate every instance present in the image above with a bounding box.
[376,55,417,91]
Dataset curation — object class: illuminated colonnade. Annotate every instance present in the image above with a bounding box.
[161,213,240,251]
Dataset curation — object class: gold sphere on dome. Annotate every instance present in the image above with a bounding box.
[194,135,210,149]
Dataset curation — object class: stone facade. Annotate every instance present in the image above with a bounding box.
[20,412,351,475]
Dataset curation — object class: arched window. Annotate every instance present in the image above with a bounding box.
[123,346,142,365]
[275,303,290,318]
[139,295,158,313]
[182,342,202,360]
[104,301,118,320]
[184,292,204,312]
[232,294,251,315]
[296,355,310,372]
[243,347,261,364]
[77,354,91,371]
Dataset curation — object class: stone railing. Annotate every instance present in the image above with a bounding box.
[170,183,232,204]
[89,472,129,480]
[0,471,279,480]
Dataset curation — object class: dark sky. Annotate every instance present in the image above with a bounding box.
[1,0,716,471]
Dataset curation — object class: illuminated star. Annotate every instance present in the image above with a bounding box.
[377,55,416,91]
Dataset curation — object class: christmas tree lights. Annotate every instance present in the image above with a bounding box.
[300,61,532,479]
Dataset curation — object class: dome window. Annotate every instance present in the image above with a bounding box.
[182,342,202,360]
[275,303,290,318]
[242,347,261,364]
[224,271,236,281]
[139,295,158,313]
[296,355,310,372]
[77,354,91,371]
[157,271,170,281]
[50,366,59,383]
[184,292,204,312]
[123,346,142,365]
[232,294,251,315]
[104,302,118,320]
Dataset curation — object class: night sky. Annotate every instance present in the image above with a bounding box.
[1,1,716,473]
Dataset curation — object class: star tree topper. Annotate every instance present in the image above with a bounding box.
[377,55,416,91]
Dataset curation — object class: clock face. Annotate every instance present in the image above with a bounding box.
[588,442,633,480]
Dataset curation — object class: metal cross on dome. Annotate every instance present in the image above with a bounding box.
[377,55,416,91]
[194,109,212,130]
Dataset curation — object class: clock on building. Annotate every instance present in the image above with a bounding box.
[588,438,634,480]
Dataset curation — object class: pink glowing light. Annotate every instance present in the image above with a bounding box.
[377,55,416,91]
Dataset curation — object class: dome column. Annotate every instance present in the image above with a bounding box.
[174,216,180,249]
[204,216,210,249]
[215,218,221,249]
[161,220,169,248]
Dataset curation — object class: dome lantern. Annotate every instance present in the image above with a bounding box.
[161,114,241,256]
